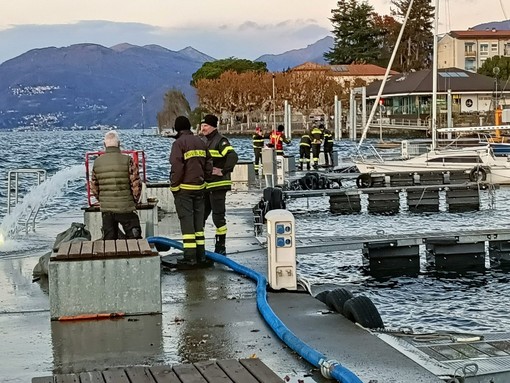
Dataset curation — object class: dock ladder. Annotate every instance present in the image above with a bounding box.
[7,168,46,233]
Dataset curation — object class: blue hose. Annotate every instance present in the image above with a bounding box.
[147,236,363,383]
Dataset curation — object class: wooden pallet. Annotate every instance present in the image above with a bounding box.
[53,239,155,261]
[32,358,283,383]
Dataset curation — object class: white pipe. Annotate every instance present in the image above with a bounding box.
[357,0,416,149]
[431,0,439,150]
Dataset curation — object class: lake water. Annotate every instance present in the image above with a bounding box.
[1,129,510,335]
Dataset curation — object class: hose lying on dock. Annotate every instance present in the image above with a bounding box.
[147,236,362,383]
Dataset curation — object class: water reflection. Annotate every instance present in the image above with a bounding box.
[51,314,163,374]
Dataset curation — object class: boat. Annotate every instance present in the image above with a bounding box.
[353,0,510,183]
[355,144,510,184]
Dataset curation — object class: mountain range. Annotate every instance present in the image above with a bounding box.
[0,37,333,130]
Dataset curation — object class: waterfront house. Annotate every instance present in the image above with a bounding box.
[438,29,510,72]
[365,67,510,127]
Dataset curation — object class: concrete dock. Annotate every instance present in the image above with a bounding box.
[1,190,443,383]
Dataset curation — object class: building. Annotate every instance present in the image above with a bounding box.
[290,62,398,88]
[438,29,510,72]
[365,67,509,126]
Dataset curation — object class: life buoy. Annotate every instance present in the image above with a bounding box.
[356,173,373,188]
[469,167,487,182]
[343,296,384,329]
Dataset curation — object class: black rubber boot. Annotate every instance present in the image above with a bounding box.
[214,234,227,256]
[197,244,214,268]
[175,248,198,270]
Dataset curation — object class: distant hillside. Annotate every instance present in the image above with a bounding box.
[472,19,510,30]
[256,36,333,72]
[0,37,336,129]
[0,43,215,129]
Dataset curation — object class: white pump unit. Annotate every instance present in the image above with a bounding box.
[265,209,297,290]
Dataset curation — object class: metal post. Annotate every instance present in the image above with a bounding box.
[284,100,290,138]
[431,0,439,150]
[349,89,355,140]
[339,100,343,140]
[379,105,383,142]
[334,95,340,140]
[361,86,367,132]
[447,89,453,139]
[272,74,276,131]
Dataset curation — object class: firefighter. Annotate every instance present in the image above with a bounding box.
[252,126,265,175]
[201,114,238,256]
[298,128,311,171]
[269,124,291,156]
[322,124,334,167]
[170,116,213,269]
[310,124,323,169]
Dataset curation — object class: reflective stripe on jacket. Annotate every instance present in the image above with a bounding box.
[204,129,238,190]
[170,130,212,192]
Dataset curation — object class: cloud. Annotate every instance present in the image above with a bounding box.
[0,19,330,64]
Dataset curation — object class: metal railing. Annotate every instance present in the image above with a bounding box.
[7,168,46,233]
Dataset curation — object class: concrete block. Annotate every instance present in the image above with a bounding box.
[232,161,255,191]
[49,254,161,319]
[145,182,175,213]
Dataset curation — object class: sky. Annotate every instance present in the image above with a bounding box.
[0,0,508,64]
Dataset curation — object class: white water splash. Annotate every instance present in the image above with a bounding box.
[0,164,84,243]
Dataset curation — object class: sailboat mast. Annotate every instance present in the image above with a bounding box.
[431,0,439,150]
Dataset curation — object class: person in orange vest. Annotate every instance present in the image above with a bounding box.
[269,124,291,156]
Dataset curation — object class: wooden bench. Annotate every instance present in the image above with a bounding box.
[49,239,161,319]
[32,359,284,383]
[53,239,155,261]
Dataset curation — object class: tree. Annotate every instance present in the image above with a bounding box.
[191,58,268,87]
[325,0,384,65]
[156,89,191,133]
[391,0,434,72]
[372,14,401,69]
[478,56,510,81]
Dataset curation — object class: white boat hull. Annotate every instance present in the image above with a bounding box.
[355,146,510,185]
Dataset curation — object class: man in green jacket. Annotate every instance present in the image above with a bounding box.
[90,130,142,240]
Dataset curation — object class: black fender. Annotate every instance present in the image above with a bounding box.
[325,287,354,315]
[469,167,487,182]
[356,173,373,188]
[343,296,384,329]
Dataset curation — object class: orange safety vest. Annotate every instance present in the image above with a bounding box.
[269,131,284,151]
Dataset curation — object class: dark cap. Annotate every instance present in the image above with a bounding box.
[277,124,284,132]
[174,116,191,132]
[201,114,218,128]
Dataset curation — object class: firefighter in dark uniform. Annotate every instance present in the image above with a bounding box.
[322,124,334,167]
[298,129,311,171]
[200,114,238,256]
[252,126,265,175]
[310,124,323,169]
[170,116,213,268]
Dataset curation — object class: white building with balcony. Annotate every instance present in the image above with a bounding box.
[438,29,510,72]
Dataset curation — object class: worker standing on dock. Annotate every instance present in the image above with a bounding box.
[252,125,265,175]
[269,124,290,156]
[322,124,334,168]
[310,124,323,169]
[169,116,213,268]
[298,128,311,171]
[201,114,238,256]
[90,130,142,240]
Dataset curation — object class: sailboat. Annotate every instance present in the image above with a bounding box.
[353,0,510,185]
